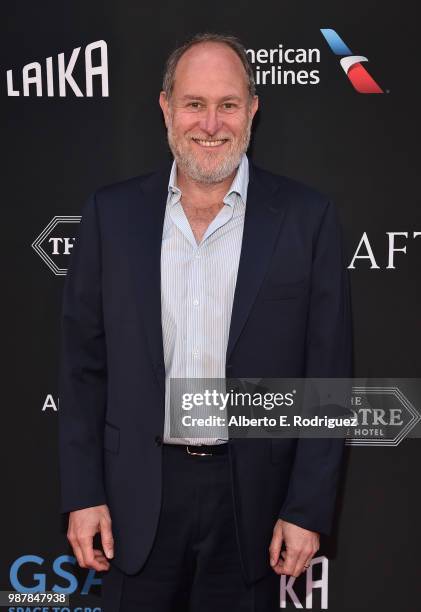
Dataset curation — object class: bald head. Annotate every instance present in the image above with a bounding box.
[159,37,258,185]
[171,42,250,104]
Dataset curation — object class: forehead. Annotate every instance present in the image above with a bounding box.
[172,42,249,98]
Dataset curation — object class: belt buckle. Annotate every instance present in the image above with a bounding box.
[186,445,212,456]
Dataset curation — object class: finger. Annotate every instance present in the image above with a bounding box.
[100,517,114,559]
[78,535,103,570]
[292,548,314,577]
[269,527,283,567]
[277,546,299,576]
[272,550,286,575]
[71,541,86,569]
[303,554,313,572]
[93,549,110,570]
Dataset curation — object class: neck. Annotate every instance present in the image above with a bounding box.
[176,166,237,209]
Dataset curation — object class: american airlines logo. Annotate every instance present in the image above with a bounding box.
[32,216,80,275]
[320,28,384,94]
[6,39,109,97]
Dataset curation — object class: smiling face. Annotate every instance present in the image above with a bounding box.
[159,42,258,184]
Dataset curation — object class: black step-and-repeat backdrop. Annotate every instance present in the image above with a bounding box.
[3,1,420,610]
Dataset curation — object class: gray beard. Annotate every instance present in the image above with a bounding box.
[166,119,252,185]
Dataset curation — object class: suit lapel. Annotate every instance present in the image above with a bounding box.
[127,161,172,398]
[226,161,289,362]
[127,158,289,393]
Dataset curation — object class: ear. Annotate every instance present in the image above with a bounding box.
[159,91,170,128]
[250,95,259,120]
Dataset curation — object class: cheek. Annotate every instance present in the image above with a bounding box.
[226,114,249,136]
[172,112,200,134]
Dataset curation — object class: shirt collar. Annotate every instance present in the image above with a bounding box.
[167,153,249,207]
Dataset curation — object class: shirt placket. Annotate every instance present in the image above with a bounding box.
[185,241,205,378]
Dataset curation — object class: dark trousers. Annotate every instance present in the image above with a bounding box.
[101,443,280,611]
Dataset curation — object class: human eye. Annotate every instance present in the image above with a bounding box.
[221,102,238,111]
[187,101,203,110]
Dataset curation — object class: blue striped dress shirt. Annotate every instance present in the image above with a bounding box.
[161,153,249,445]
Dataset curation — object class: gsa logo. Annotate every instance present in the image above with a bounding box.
[9,554,101,595]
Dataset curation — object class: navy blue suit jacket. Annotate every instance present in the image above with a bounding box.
[58,160,353,583]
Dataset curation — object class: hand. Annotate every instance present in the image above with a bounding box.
[269,519,319,577]
[67,504,114,571]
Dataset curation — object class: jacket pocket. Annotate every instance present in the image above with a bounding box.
[104,421,120,454]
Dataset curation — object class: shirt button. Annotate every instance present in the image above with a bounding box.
[193,350,199,358]
[195,253,201,259]
[193,299,199,306]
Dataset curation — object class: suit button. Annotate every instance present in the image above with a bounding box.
[155,435,162,446]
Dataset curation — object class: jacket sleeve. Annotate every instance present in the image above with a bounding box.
[278,200,353,535]
[57,192,108,514]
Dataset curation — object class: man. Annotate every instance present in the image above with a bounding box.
[58,32,353,611]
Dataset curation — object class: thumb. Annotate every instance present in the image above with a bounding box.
[100,520,114,559]
[269,521,283,567]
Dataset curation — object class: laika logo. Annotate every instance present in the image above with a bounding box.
[320,28,384,93]
[32,216,80,275]
[6,39,108,97]
[281,556,328,608]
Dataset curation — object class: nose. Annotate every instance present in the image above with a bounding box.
[199,105,223,136]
